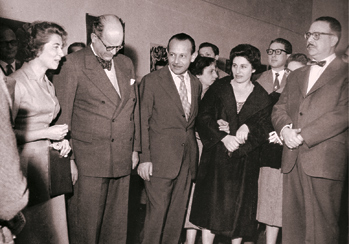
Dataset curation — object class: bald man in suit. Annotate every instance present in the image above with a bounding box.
[138,33,201,244]
[54,14,140,244]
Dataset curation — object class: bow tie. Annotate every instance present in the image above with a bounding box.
[96,56,112,71]
[310,60,326,67]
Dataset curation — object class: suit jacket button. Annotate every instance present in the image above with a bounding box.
[130,138,133,141]
[112,119,115,122]
[111,139,114,142]
[182,143,184,146]
[133,98,136,102]
[182,115,185,118]
[300,112,303,116]
[102,101,105,104]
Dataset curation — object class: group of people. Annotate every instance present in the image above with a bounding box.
[0,13,347,244]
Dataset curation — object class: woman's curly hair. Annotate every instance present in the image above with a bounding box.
[23,21,67,61]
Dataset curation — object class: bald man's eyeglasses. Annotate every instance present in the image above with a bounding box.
[0,40,18,48]
[95,34,123,52]
[304,32,334,41]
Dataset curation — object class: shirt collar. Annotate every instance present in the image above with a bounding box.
[168,66,189,80]
[0,60,15,70]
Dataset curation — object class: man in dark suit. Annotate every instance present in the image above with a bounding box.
[138,33,201,244]
[272,16,348,244]
[258,38,292,93]
[54,14,140,244]
[0,26,22,76]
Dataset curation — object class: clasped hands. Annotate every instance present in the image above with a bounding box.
[218,119,249,153]
[281,127,304,149]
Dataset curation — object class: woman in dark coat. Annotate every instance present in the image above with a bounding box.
[190,44,272,244]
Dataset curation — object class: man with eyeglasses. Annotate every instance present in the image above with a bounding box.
[0,26,22,76]
[53,14,140,244]
[272,16,348,244]
[255,37,291,244]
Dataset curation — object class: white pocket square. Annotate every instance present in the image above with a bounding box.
[130,79,136,85]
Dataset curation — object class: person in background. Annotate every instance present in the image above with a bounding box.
[67,42,86,54]
[190,44,272,244]
[54,14,140,244]
[0,26,22,76]
[184,56,218,244]
[198,42,229,78]
[285,53,309,75]
[272,16,348,244]
[256,38,292,244]
[138,33,201,244]
[0,69,28,244]
[11,21,72,244]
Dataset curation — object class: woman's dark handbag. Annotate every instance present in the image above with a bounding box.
[49,148,73,197]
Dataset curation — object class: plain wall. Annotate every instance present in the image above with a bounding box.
[0,0,347,80]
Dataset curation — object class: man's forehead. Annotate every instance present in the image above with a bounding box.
[309,21,331,32]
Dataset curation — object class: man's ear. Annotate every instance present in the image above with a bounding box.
[330,35,339,47]
[191,51,198,62]
[215,55,219,61]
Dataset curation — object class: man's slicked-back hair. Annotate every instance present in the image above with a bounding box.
[269,38,292,54]
[315,16,341,46]
[199,42,219,56]
[92,14,124,37]
[167,33,196,54]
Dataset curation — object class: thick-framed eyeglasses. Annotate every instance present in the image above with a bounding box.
[95,34,123,52]
[0,40,19,48]
[266,49,287,55]
[304,32,334,40]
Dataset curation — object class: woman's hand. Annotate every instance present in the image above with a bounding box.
[217,119,230,134]
[70,160,78,185]
[46,124,68,141]
[221,135,240,152]
[236,124,249,144]
[51,139,71,157]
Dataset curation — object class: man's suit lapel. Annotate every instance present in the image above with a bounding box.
[306,58,343,96]
[113,56,131,116]
[295,65,311,98]
[83,47,120,105]
[158,66,186,114]
[188,72,200,124]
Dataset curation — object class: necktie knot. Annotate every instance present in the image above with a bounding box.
[96,56,112,71]
[6,64,13,75]
[275,73,279,77]
[310,60,326,67]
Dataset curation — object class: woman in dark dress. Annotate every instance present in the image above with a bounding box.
[190,44,272,244]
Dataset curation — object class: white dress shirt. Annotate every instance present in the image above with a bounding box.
[307,53,336,93]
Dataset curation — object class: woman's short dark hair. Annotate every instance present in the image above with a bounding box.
[229,44,261,70]
[189,56,216,76]
[25,21,67,61]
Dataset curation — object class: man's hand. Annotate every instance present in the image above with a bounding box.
[137,162,153,181]
[221,135,241,152]
[281,127,304,149]
[132,151,139,169]
[70,159,78,185]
